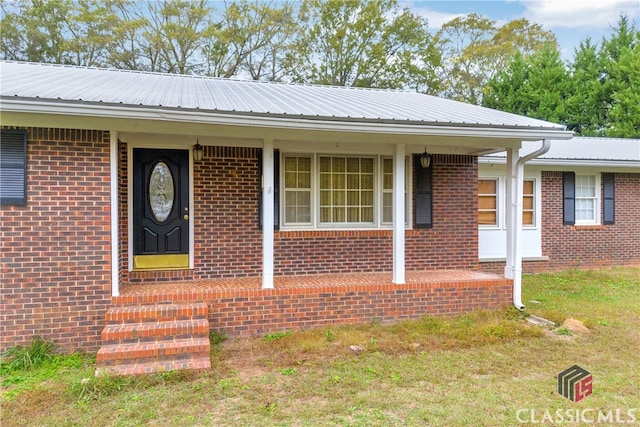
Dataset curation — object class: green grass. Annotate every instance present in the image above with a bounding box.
[1,267,639,426]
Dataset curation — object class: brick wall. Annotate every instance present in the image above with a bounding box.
[0,127,111,353]
[120,149,480,282]
[481,171,640,274]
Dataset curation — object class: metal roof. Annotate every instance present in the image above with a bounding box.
[483,137,640,165]
[0,61,567,131]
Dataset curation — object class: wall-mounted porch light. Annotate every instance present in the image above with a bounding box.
[193,139,204,161]
[420,148,432,169]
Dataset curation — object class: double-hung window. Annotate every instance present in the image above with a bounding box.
[283,156,312,225]
[478,178,536,227]
[478,179,498,226]
[281,154,409,229]
[575,175,597,224]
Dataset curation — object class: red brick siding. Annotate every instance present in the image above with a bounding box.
[0,127,111,353]
[481,171,640,273]
[407,155,479,270]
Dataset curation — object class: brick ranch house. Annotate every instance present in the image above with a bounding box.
[478,137,640,274]
[1,61,574,374]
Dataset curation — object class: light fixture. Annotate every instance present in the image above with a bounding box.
[193,139,203,161]
[420,148,431,169]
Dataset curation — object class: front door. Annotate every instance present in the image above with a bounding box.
[133,148,189,270]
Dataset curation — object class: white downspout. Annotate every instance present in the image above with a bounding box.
[507,140,551,310]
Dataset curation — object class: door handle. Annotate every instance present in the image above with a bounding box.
[183,214,189,220]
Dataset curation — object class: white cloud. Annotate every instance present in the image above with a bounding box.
[409,6,465,29]
[519,0,640,29]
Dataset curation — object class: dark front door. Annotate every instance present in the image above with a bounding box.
[133,148,189,269]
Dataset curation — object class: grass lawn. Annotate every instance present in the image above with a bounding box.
[2,267,639,426]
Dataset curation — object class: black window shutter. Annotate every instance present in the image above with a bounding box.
[562,172,575,225]
[602,173,615,225]
[0,130,27,206]
[414,155,433,228]
[258,149,279,229]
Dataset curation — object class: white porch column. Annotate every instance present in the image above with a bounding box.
[392,144,406,284]
[262,139,275,289]
[110,131,120,297]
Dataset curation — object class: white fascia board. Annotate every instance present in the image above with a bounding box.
[1,98,573,142]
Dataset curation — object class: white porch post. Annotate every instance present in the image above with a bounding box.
[392,144,406,284]
[110,131,120,297]
[262,139,275,289]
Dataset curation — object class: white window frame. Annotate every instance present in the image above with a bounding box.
[479,177,501,229]
[574,174,600,225]
[477,175,540,230]
[280,153,411,230]
[521,178,536,228]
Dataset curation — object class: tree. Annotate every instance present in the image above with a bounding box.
[286,0,436,89]
[202,0,298,80]
[1,0,73,63]
[565,38,607,135]
[435,14,557,104]
[483,44,570,123]
[139,0,213,74]
[608,43,640,137]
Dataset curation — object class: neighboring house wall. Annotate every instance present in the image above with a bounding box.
[0,127,112,353]
[480,169,640,274]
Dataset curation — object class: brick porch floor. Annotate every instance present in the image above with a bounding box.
[116,270,510,302]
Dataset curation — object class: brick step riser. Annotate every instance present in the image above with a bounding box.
[101,320,210,343]
[97,350,211,367]
[105,302,207,319]
[105,310,208,324]
[97,357,211,376]
[96,339,210,363]
[101,333,210,347]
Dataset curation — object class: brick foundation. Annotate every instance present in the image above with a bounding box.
[114,276,513,337]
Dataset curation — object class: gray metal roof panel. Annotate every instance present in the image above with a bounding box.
[1,61,566,130]
[484,137,640,162]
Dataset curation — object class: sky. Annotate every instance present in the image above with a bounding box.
[406,0,640,60]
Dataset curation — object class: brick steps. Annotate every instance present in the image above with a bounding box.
[96,302,210,376]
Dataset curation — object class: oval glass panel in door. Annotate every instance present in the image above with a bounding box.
[149,161,174,222]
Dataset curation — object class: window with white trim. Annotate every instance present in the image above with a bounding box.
[477,177,536,227]
[478,178,498,226]
[319,156,374,224]
[522,179,535,226]
[281,154,410,229]
[575,175,597,224]
[283,156,312,225]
